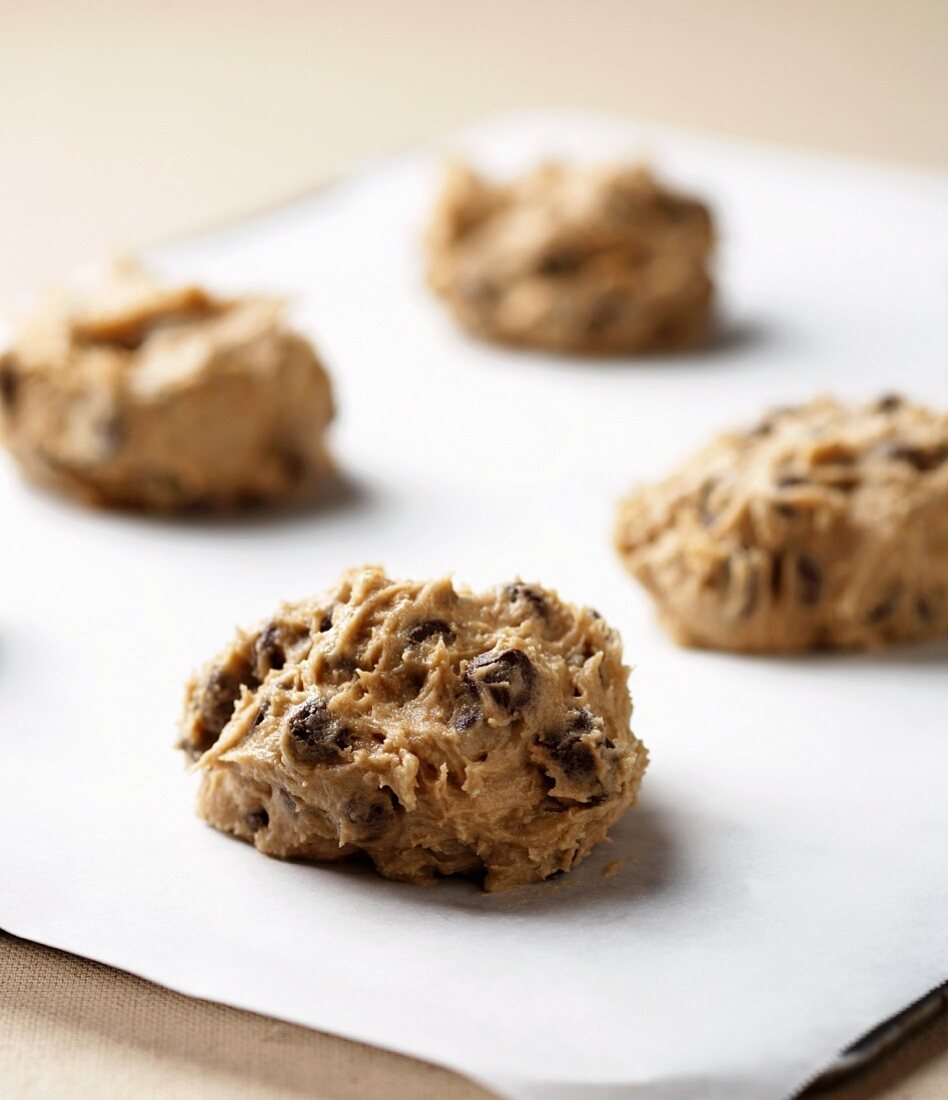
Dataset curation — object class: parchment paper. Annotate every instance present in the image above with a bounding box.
[1,111,946,1099]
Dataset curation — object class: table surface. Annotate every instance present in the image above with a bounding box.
[1,2,946,1096]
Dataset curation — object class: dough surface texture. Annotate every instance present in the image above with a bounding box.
[180,566,648,891]
[427,160,714,354]
[615,395,948,652]
[0,262,334,510]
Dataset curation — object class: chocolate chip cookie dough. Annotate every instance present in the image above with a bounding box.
[0,261,334,510]
[180,566,648,890]
[615,395,948,653]
[426,161,714,354]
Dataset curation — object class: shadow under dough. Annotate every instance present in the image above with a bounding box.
[0,932,490,1100]
[836,635,948,668]
[306,799,682,920]
[132,467,375,532]
[466,313,782,374]
[702,315,777,358]
[762,634,948,671]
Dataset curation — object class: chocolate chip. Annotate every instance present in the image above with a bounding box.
[653,319,684,347]
[98,414,125,453]
[825,473,860,492]
[227,490,265,509]
[541,738,596,782]
[407,619,455,645]
[276,448,307,485]
[570,708,594,732]
[466,649,536,712]
[537,710,598,782]
[245,809,269,833]
[796,555,823,607]
[184,660,257,759]
[0,358,19,412]
[537,246,587,276]
[586,292,624,335]
[454,704,480,732]
[885,443,948,473]
[254,623,286,674]
[777,474,810,489]
[285,697,350,764]
[916,596,935,623]
[253,700,270,727]
[874,393,903,413]
[866,587,901,624]
[345,793,395,837]
[541,797,570,814]
[656,194,692,224]
[505,583,548,618]
[770,554,784,601]
[748,417,774,438]
[200,667,248,740]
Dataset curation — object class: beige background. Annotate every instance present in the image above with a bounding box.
[1,0,947,298]
[2,1,946,1096]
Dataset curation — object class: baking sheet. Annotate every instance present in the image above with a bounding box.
[1,110,946,1099]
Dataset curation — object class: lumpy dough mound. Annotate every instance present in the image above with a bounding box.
[427,160,715,355]
[180,566,648,890]
[0,260,334,510]
[615,395,948,652]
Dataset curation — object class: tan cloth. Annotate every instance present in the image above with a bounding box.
[1,1,946,300]
[0,933,492,1099]
[2,932,946,1098]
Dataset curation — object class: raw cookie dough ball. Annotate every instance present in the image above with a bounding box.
[180,566,648,891]
[426,160,715,355]
[0,261,334,510]
[615,395,948,653]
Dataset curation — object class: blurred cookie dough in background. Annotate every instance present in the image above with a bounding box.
[615,395,948,653]
[427,161,715,354]
[181,565,648,891]
[0,261,335,511]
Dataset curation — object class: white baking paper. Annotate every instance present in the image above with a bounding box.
[1,111,946,1099]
